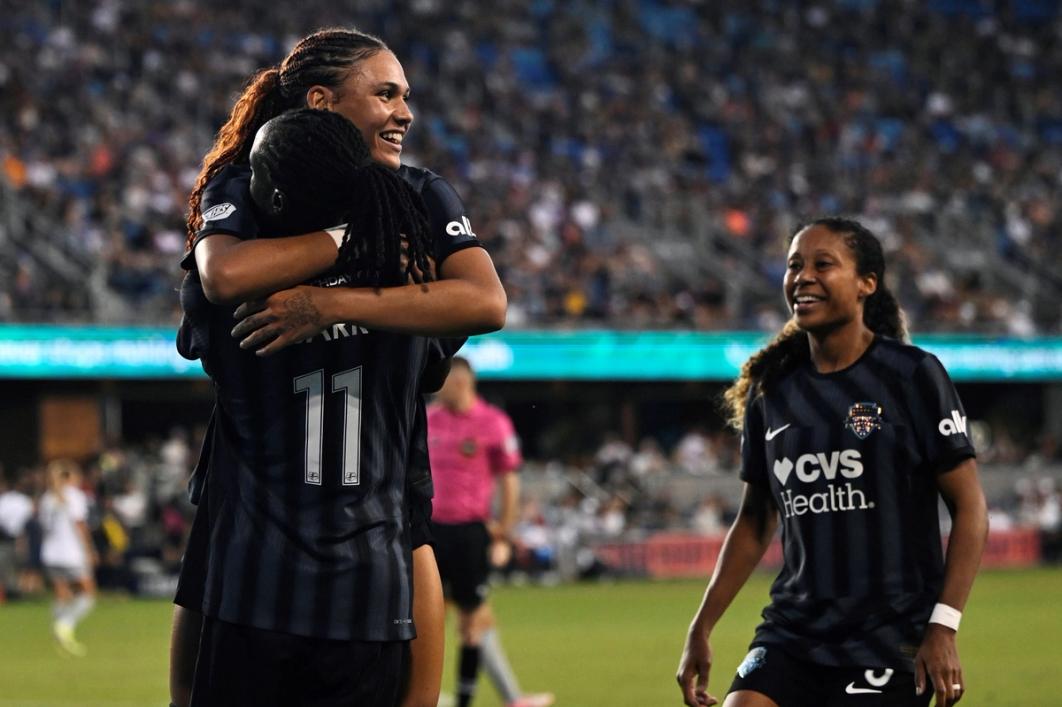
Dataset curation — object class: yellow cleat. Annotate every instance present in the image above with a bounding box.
[53,621,87,657]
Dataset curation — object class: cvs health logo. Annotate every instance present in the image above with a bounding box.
[938,410,967,437]
[772,450,873,518]
[772,450,863,485]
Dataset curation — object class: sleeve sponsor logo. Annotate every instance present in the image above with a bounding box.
[445,215,477,238]
[202,203,237,222]
[938,410,968,436]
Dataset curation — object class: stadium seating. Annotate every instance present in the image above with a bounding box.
[0,1,1059,331]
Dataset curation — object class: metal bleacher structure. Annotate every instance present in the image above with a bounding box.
[0,179,131,323]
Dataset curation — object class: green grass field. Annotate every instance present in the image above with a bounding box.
[0,569,1059,706]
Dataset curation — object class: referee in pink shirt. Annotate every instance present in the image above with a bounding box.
[429,357,554,707]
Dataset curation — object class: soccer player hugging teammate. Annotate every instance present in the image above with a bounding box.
[179,108,439,705]
[171,27,505,707]
[677,218,989,707]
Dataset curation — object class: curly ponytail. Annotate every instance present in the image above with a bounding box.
[184,27,389,252]
[723,320,809,431]
[186,68,287,248]
[722,216,908,430]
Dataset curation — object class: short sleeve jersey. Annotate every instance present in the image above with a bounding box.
[39,486,90,569]
[176,163,479,641]
[428,398,523,525]
[181,163,481,270]
[740,337,975,670]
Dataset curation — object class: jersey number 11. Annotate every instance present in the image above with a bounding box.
[294,367,362,486]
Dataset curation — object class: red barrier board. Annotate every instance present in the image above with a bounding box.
[594,528,1041,579]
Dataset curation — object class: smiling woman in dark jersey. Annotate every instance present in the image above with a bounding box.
[676,218,988,707]
[170,27,503,707]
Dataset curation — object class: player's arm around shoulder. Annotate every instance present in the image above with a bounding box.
[229,174,506,350]
[189,168,339,305]
[194,231,339,306]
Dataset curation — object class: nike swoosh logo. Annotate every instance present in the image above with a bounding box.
[845,683,883,695]
[764,424,791,441]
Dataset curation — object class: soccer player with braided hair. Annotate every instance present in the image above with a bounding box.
[246,108,434,287]
[171,27,503,707]
[676,218,988,707]
[175,108,457,706]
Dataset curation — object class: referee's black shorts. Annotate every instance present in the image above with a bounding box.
[190,616,408,707]
[431,520,490,611]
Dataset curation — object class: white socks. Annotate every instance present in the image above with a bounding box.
[481,628,521,702]
[53,594,95,628]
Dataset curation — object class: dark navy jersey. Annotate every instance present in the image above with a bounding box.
[180,270,427,641]
[176,163,477,641]
[740,337,976,670]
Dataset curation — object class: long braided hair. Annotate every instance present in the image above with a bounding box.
[723,217,908,430]
[250,109,432,286]
[185,28,388,250]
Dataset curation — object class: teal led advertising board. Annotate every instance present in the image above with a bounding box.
[0,325,1060,381]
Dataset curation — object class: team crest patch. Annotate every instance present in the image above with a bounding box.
[737,647,767,678]
[202,202,236,222]
[845,402,883,439]
[460,438,478,457]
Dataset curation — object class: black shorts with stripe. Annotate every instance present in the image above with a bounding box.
[728,644,932,707]
[431,521,490,610]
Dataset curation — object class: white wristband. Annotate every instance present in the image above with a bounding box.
[929,603,962,631]
[325,224,348,250]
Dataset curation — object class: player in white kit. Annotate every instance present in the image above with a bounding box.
[38,460,97,656]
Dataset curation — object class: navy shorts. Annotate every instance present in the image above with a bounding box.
[728,645,932,707]
[190,616,408,707]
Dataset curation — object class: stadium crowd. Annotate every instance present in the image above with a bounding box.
[2,416,1059,599]
[1,0,1060,331]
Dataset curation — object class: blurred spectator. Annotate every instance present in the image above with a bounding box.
[597,496,628,538]
[510,499,556,581]
[1036,478,1062,562]
[673,426,719,476]
[629,437,668,482]
[156,427,190,504]
[593,432,632,485]
[690,493,730,538]
[0,469,35,602]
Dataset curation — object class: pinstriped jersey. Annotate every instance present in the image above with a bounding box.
[739,337,975,670]
[177,163,478,641]
[180,272,428,641]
